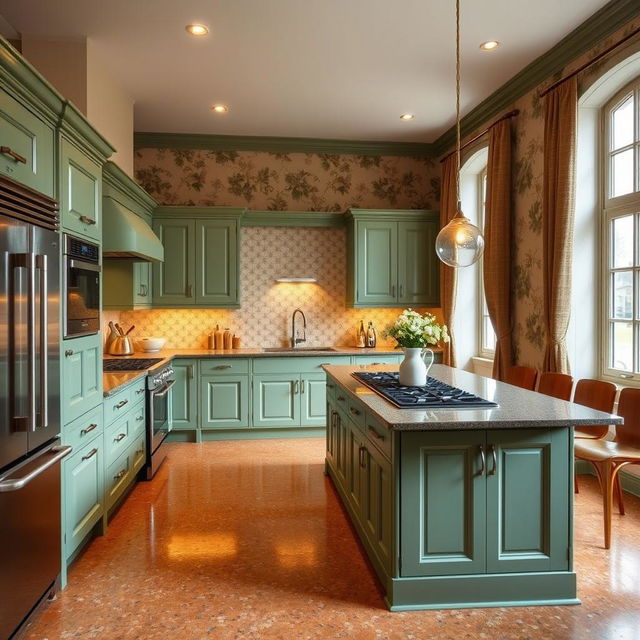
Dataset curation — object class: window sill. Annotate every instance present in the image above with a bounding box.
[471,356,494,378]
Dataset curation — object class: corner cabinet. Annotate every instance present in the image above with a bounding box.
[152,207,243,308]
[346,209,440,308]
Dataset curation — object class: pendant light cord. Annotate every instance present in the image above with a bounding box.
[455,0,462,210]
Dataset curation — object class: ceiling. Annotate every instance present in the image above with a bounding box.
[0,0,612,143]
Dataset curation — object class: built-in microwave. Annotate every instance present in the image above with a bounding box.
[63,234,100,338]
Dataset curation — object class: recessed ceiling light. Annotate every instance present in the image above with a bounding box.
[186,24,209,36]
[479,40,500,51]
[400,113,415,121]
[212,104,229,114]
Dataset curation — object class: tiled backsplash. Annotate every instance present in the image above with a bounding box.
[109,226,440,349]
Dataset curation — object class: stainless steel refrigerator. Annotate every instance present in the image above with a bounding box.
[0,175,71,639]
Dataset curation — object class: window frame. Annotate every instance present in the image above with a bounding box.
[477,167,496,359]
[600,78,640,384]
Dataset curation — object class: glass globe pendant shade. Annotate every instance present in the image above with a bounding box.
[435,212,485,267]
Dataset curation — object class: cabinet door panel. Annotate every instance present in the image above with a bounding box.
[133,261,152,307]
[201,375,249,429]
[171,360,198,430]
[300,373,327,427]
[486,428,569,573]
[335,408,349,488]
[400,430,486,577]
[252,374,300,428]
[398,220,439,305]
[61,334,102,424]
[196,219,239,306]
[326,405,337,469]
[0,89,54,197]
[347,421,363,514]
[152,219,195,305]
[356,221,397,305]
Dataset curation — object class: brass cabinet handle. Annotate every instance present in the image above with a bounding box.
[79,215,96,225]
[391,284,396,298]
[371,362,384,365]
[188,364,194,379]
[213,365,232,370]
[115,399,129,409]
[327,383,335,390]
[1,145,27,164]
[135,388,145,395]
[488,444,497,476]
[114,469,127,480]
[337,395,346,402]
[301,379,305,393]
[114,433,126,442]
[293,380,299,394]
[478,445,486,476]
[320,362,332,367]
[82,447,98,461]
[135,448,144,456]
[350,407,361,417]
[186,284,193,298]
[64,349,74,357]
[80,423,98,436]
[399,284,404,298]
[136,415,144,422]
[367,425,384,441]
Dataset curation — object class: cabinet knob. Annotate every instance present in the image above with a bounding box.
[64,349,74,357]
[367,425,384,440]
[114,469,127,480]
[350,407,361,417]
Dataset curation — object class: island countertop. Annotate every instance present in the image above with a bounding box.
[323,364,623,430]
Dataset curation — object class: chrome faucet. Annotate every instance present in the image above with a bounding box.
[291,308,307,348]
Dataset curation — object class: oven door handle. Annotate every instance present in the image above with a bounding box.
[152,379,176,398]
[68,258,101,272]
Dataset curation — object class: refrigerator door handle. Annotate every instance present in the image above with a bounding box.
[36,254,48,428]
[27,253,36,432]
[0,446,72,492]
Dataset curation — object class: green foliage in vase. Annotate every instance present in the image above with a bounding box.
[384,309,450,348]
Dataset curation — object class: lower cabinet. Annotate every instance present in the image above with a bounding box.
[200,374,250,429]
[172,359,199,430]
[252,374,300,428]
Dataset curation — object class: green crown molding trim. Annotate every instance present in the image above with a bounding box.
[346,208,439,222]
[59,102,115,163]
[433,0,640,156]
[242,210,345,228]
[134,131,435,158]
[103,161,157,217]
[154,205,246,219]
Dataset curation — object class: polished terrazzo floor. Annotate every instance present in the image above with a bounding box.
[23,439,640,640]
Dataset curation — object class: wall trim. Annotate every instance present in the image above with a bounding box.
[242,210,345,228]
[134,131,435,157]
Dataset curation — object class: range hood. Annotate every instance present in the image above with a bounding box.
[102,198,164,262]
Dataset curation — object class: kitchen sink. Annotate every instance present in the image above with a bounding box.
[262,347,338,353]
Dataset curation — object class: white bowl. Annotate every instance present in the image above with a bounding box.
[138,337,166,352]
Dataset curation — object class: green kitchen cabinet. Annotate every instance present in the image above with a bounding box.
[61,334,103,424]
[300,373,328,427]
[346,209,440,308]
[200,374,250,429]
[152,218,196,305]
[59,137,102,242]
[252,374,301,428]
[134,261,152,306]
[103,260,152,310]
[0,88,55,197]
[152,208,243,308]
[400,428,569,578]
[63,434,104,557]
[171,359,199,430]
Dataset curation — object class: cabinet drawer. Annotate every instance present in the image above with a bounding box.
[104,387,133,426]
[352,354,403,366]
[62,405,103,451]
[131,377,147,403]
[347,398,366,431]
[253,356,349,374]
[365,412,392,460]
[131,402,146,436]
[0,89,55,197]
[200,358,250,375]
[130,433,146,474]
[105,449,133,510]
[105,415,133,467]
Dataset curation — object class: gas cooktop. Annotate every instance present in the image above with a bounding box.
[352,371,498,410]
[103,358,163,372]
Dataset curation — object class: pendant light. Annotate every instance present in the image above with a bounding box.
[435,0,485,268]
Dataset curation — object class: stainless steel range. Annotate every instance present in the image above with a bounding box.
[146,363,175,479]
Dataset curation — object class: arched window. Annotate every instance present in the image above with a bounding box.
[602,77,640,379]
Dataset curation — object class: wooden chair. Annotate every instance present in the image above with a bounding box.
[504,365,538,391]
[575,387,640,549]
[537,372,573,401]
[573,379,617,439]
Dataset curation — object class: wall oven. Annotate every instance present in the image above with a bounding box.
[63,234,100,338]
[146,364,175,479]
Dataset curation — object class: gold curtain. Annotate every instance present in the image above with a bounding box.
[542,77,577,374]
[485,119,513,381]
[440,155,458,367]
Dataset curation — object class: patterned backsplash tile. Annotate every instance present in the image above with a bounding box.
[111,226,440,349]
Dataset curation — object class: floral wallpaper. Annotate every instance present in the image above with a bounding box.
[134,148,440,211]
[111,227,439,349]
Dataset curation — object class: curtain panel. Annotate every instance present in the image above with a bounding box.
[440,155,458,367]
[485,118,513,381]
[542,77,578,374]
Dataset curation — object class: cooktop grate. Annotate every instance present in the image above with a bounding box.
[352,371,498,409]
[103,358,163,372]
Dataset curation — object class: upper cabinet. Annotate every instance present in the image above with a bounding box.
[346,209,440,308]
[152,207,243,308]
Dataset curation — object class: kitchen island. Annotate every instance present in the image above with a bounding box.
[323,364,622,611]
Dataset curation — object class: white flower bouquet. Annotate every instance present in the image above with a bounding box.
[384,309,450,348]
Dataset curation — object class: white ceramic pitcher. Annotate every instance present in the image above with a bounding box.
[398,347,434,386]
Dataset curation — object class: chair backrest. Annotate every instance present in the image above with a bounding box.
[614,387,640,448]
[537,372,573,401]
[505,365,538,391]
[573,379,617,438]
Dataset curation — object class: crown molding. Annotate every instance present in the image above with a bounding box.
[242,210,345,227]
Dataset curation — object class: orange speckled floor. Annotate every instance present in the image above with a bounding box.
[23,439,640,639]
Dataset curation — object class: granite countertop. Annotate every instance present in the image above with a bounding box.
[102,345,429,396]
[323,364,624,431]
